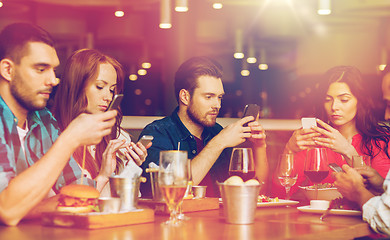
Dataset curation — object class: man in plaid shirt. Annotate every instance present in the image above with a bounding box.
[0,23,117,226]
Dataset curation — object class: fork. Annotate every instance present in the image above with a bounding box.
[320,207,331,221]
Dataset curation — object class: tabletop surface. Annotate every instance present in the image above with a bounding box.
[0,203,374,240]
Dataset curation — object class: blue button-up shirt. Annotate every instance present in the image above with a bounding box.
[0,96,82,194]
[139,107,231,197]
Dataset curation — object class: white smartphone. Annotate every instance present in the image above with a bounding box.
[139,135,153,146]
[106,94,124,111]
[301,117,317,129]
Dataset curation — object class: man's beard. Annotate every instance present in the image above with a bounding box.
[187,103,217,128]
[10,75,47,111]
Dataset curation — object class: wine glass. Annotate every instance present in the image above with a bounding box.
[158,150,188,225]
[276,153,297,200]
[304,148,329,200]
[229,148,255,181]
[178,159,192,221]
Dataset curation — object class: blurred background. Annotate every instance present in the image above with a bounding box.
[0,0,389,119]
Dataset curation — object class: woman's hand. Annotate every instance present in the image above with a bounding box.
[311,119,358,163]
[284,128,320,153]
[124,141,149,166]
[99,139,127,178]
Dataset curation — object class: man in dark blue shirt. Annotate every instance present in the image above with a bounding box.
[139,56,268,197]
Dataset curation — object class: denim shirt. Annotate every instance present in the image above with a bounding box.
[139,107,231,197]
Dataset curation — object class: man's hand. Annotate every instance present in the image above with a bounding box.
[333,164,374,208]
[356,166,385,195]
[247,120,266,148]
[215,116,254,148]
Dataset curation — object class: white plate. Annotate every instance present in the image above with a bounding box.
[297,205,361,216]
[219,198,299,207]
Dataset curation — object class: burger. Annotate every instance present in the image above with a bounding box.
[56,184,100,213]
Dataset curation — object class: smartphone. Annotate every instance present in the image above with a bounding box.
[106,94,124,111]
[328,163,343,172]
[242,104,260,127]
[139,135,154,146]
[301,117,317,129]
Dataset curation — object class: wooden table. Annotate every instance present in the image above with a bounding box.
[0,206,373,240]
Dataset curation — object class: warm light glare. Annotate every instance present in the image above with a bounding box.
[247,57,257,64]
[115,10,125,17]
[0,2,3,8]
[379,64,387,71]
[213,3,223,9]
[318,0,331,15]
[160,0,171,29]
[175,0,188,12]
[259,64,268,70]
[142,62,152,69]
[138,69,147,75]
[241,70,250,76]
[234,53,244,59]
[129,74,138,81]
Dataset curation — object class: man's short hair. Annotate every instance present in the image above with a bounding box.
[174,56,223,103]
[0,22,54,63]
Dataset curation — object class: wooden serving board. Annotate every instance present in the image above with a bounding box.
[41,208,154,229]
[139,198,219,215]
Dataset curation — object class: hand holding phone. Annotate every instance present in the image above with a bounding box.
[139,135,153,147]
[328,163,343,173]
[301,117,317,129]
[106,94,124,111]
[242,104,260,127]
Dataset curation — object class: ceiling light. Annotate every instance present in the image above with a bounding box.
[317,0,331,15]
[160,0,172,29]
[241,61,250,77]
[379,48,387,71]
[129,74,138,81]
[138,69,147,76]
[175,0,188,12]
[0,1,3,8]
[114,10,124,17]
[258,48,268,70]
[213,3,223,9]
[247,38,257,64]
[234,29,244,59]
[142,62,151,69]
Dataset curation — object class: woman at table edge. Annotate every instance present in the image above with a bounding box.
[272,65,390,198]
[51,49,149,196]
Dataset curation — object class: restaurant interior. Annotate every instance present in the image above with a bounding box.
[1,0,390,194]
[1,1,390,238]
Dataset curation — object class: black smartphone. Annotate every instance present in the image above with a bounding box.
[139,135,153,146]
[328,163,343,172]
[242,104,260,127]
[106,94,124,111]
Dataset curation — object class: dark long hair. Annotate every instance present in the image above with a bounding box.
[51,49,124,178]
[315,66,390,159]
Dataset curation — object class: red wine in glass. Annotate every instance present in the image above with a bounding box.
[303,170,329,183]
[229,170,256,181]
[229,148,255,181]
[304,148,329,200]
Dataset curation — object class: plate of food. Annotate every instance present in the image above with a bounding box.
[298,183,342,201]
[219,195,299,208]
[297,197,362,216]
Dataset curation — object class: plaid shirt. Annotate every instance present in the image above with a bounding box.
[363,170,390,235]
[0,96,82,194]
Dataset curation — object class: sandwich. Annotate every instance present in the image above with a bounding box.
[56,184,100,213]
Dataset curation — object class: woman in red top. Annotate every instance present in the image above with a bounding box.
[272,66,390,198]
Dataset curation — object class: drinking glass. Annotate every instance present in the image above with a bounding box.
[277,153,297,200]
[304,148,329,200]
[352,155,371,168]
[158,150,188,225]
[178,159,192,221]
[229,148,255,181]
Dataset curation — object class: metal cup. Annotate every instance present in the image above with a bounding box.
[218,183,261,224]
[109,176,140,211]
[192,186,207,199]
[98,197,121,213]
[148,170,164,201]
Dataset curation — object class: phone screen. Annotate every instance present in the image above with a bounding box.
[106,94,124,111]
[242,104,260,127]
